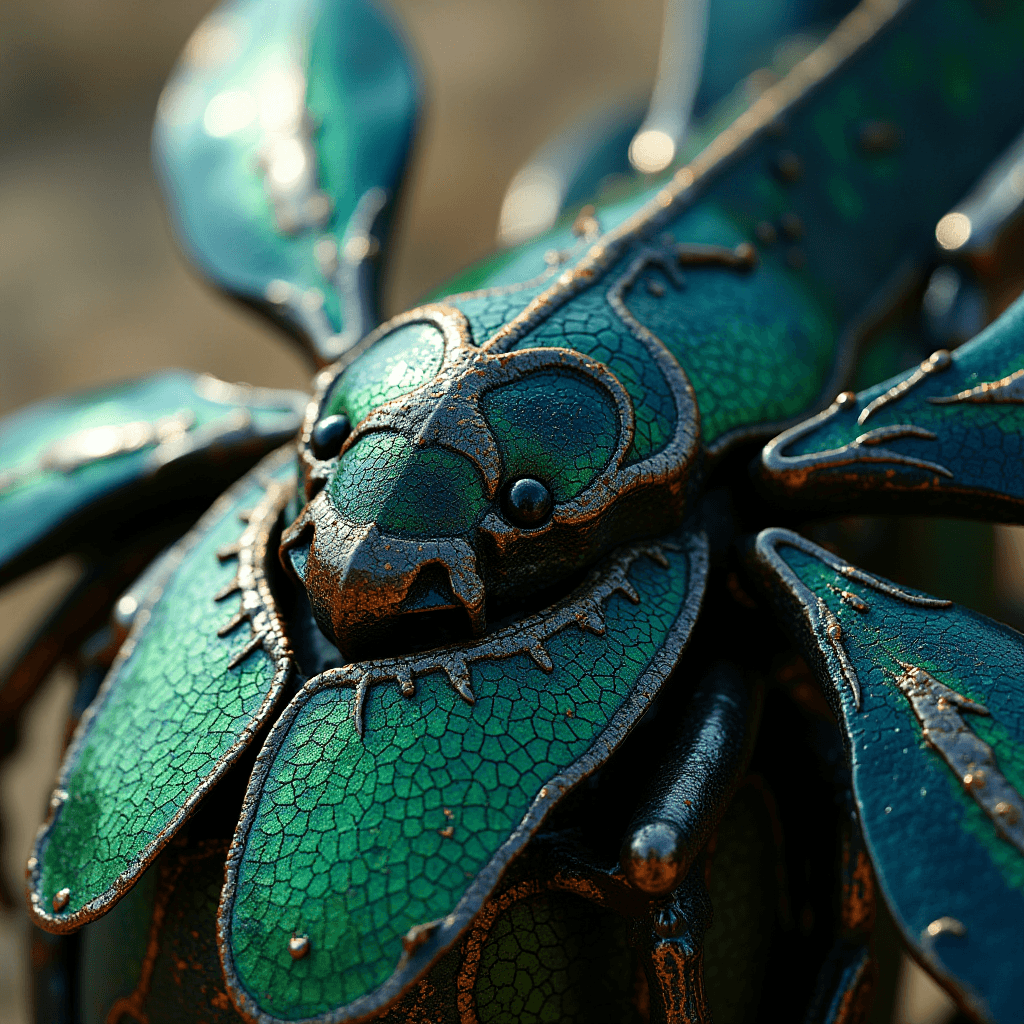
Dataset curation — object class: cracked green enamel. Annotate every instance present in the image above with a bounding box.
[228,543,695,1020]
[758,535,1024,1024]
[769,292,1024,512]
[483,372,619,502]
[327,321,445,426]
[330,432,487,536]
[35,454,295,919]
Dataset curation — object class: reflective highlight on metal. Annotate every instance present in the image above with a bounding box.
[10,0,1024,1020]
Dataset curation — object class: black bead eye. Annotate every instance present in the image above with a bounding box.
[504,477,553,528]
[310,414,351,460]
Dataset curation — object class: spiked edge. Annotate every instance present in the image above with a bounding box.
[217,528,708,1024]
[26,446,297,934]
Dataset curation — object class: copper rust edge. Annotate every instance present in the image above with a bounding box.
[754,528,1017,1016]
[298,297,698,516]
[304,0,910,465]
[762,407,955,489]
[104,839,229,1024]
[308,538,673,737]
[26,445,296,934]
[839,831,875,936]
[479,0,908,356]
[890,660,1024,855]
[857,349,952,424]
[217,529,709,1024]
[831,949,876,1024]
[929,366,1024,405]
[754,528,951,713]
[287,299,698,656]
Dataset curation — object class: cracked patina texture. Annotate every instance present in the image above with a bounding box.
[470,890,640,1024]
[761,293,1024,516]
[753,530,1024,1024]
[223,543,694,1020]
[30,452,295,928]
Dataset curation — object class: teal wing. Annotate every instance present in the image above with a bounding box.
[0,372,305,587]
[28,449,297,933]
[750,528,1024,1024]
[428,0,1024,460]
[218,531,708,1022]
[153,0,421,367]
[760,290,1024,520]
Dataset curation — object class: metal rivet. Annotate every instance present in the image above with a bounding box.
[835,390,856,409]
[288,934,310,960]
[779,211,804,240]
[858,120,902,155]
[925,349,952,372]
[504,477,553,528]
[52,888,70,913]
[995,801,1020,823]
[733,241,758,269]
[773,150,803,183]
[402,922,437,955]
[622,821,685,896]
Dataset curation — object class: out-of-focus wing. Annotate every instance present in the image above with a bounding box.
[0,371,306,587]
[153,0,421,367]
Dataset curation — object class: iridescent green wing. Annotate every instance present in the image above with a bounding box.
[153,0,420,366]
[749,528,1024,1024]
[0,371,305,587]
[760,290,1024,520]
[433,0,1024,459]
[218,531,708,1023]
[28,448,297,933]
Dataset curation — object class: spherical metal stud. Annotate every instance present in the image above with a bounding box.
[288,934,310,960]
[621,821,684,895]
[504,477,553,528]
[310,414,351,460]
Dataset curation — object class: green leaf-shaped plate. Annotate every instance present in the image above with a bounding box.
[28,447,297,932]
[750,528,1024,1024]
[761,291,1024,521]
[153,0,420,365]
[219,530,708,1022]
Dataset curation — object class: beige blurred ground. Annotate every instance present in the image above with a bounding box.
[0,1,984,1021]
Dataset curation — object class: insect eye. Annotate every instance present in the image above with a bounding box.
[503,477,553,528]
[310,414,351,460]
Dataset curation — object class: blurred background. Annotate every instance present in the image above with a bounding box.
[0,1,1017,1021]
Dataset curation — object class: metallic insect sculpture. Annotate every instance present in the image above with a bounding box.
[4,0,1024,1021]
